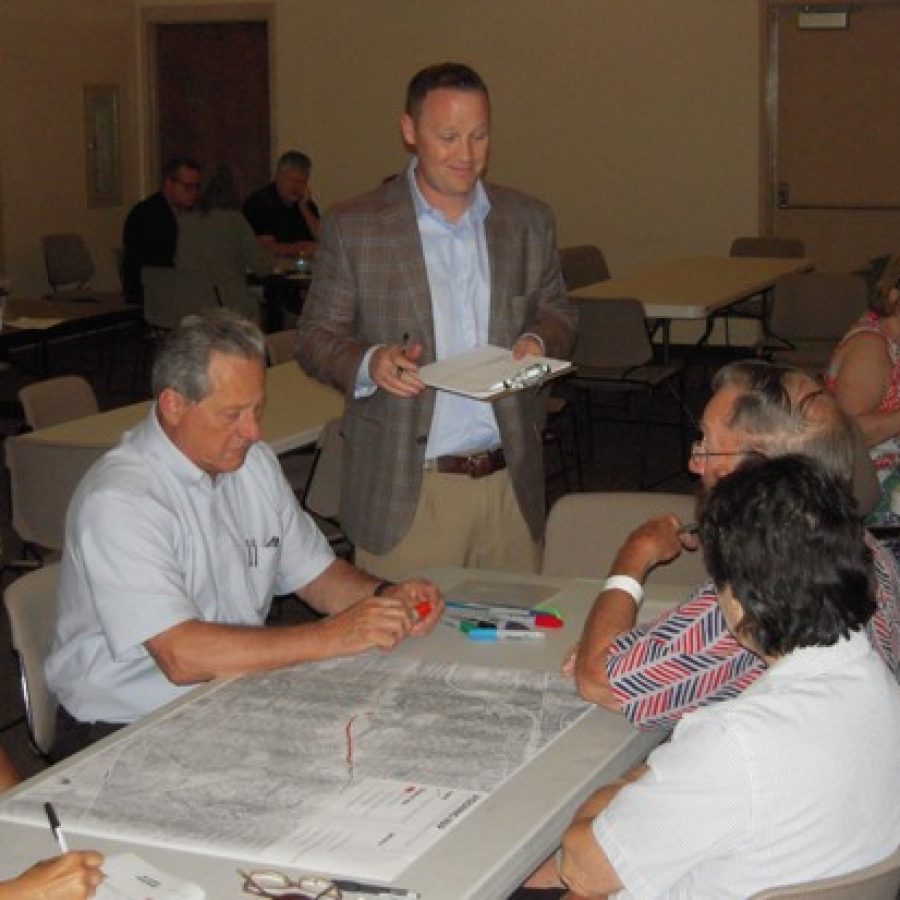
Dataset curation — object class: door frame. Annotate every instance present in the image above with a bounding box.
[761,0,900,234]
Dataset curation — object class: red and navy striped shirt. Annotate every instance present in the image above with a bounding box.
[607,532,900,729]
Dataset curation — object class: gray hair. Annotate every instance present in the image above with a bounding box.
[276,151,311,176]
[152,308,266,401]
[712,360,854,483]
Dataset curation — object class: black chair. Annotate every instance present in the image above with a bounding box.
[568,298,691,488]
[709,236,806,347]
[559,244,610,290]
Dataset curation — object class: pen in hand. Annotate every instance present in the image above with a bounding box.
[44,802,69,853]
[396,332,410,378]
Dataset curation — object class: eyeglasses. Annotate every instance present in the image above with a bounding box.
[239,869,342,900]
[689,439,765,463]
[172,178,201,190]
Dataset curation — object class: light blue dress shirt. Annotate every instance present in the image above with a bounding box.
[356,160,501,458]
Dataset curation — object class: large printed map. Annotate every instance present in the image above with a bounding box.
[0,654,590,882]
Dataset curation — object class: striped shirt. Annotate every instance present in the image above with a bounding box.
[607,532,900,729]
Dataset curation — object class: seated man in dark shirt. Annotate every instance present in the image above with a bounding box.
[242,150,321,257]
[121,156,202,304]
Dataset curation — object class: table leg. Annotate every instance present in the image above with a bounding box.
[660,320,672,364]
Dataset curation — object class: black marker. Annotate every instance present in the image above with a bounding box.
[44,802,69,853]
[333,879,419,898]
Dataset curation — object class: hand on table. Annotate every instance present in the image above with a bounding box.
[370,341,425,397]
[322,594,419,655]
[0,851,105,900]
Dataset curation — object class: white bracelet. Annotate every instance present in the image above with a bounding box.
[603,574,644,608]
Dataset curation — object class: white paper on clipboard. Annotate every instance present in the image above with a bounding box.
[418,345,572,401]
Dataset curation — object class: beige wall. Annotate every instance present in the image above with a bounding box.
[0,0,138,297]
[0,0,760,300]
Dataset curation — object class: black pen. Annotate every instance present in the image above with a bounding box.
[396,332,410,378]
[44,802,69,853]
[333,879,419,899]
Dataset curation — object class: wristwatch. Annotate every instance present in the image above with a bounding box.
[373,580,395,596]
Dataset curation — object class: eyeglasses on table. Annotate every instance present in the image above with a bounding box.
[239,869,342,900]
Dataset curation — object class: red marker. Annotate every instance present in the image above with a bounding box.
[415,601,433,620]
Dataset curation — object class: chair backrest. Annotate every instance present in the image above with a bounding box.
[771,272,868,342]
[5,436,105,552]
[42,233,96,291]
[302,418,343,522]
[543,491,707,587]
[750,844,900,899]
[265,329,297,366]
[18,375,99,430]
[559,245,610,290]
[730,236,806,259]
[141,266,220,331]
[3,563,62,756]
[573,298,652,369]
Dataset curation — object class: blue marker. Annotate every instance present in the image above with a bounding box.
[466,628,546,642]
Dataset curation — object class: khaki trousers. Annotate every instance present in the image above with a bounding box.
[354,469,542,582]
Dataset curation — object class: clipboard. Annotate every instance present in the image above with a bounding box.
[418,345,573,401]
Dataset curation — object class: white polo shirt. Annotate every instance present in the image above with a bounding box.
[45,409,335,724]
[595,630,900,899]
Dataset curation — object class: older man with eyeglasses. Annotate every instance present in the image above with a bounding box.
[565,359,900,728]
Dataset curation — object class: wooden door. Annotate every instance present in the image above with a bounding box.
[767,2,900,271]
[155,21,270,203]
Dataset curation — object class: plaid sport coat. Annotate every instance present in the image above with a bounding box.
[296,172,576,555]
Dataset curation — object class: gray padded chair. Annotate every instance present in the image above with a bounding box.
[141,266,220,332]
[5,435,105,557]
[750,843,900,899]
[4,563,61,757]
[710,236,806,345]
[18,375,99,430]
[766,271,868,373]
[41,232,96,298]
[543,491,706,588]
[569,298,690,487]
[559,244,610,290]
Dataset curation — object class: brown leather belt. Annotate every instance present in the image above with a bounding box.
[424,448,506,478]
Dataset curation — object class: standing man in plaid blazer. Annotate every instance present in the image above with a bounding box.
[296,62,576,580]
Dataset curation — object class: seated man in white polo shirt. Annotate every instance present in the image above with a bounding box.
[527,455,900,898]
[45,308,442,761]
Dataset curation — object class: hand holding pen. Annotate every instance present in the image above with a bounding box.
[7,803,107,900]
[370,332,425,398]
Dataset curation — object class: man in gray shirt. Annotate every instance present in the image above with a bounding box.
[46,309,441,760]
